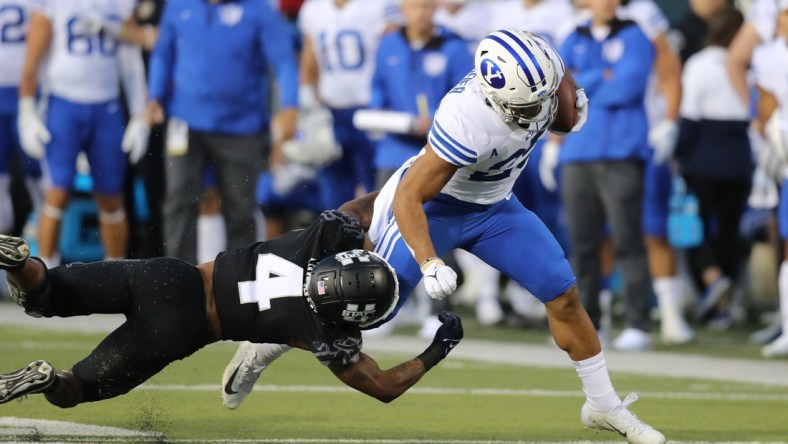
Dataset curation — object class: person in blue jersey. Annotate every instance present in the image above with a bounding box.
[369,0,473,188]
[146,0,299,264]
[222,28,667,444]
[556,0,655,351]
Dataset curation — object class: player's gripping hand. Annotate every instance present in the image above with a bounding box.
[416,311,463,371]
[420,257,457,300]
[570,88,588,133]
[649,119,678,164]
[17,98,50,160]
[122,116,150,165]
[433,311,463,352]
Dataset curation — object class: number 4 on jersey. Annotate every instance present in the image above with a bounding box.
[238,254,304,311]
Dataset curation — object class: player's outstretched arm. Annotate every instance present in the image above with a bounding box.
[329,312,463,403]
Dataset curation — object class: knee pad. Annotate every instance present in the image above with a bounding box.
[99,208,126,225]
[42,204,64,220]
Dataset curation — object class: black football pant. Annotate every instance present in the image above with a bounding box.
[41,258,214,402]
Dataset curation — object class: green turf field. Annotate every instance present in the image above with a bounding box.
[1,325,787,443]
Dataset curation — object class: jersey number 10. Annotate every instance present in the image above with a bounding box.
[318,30,365,72]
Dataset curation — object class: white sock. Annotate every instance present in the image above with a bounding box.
[198,213,226,263]
[599,288,613,333]
[252,343,292,370]
[654,276,683,318]
[573,351,620,412]
[779,261,788,331]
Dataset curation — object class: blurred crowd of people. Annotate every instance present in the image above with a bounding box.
[2,0,788,358]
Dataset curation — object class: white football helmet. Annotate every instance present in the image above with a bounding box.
[475,30,560,131]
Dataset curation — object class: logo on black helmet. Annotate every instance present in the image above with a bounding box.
[342,303,377,323]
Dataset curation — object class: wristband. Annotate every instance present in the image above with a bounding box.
[416,341,445,371]
[419,257,443,273]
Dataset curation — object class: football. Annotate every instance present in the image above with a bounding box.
[549,75,579,134]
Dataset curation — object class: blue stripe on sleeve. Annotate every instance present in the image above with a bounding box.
[429,128,476,165]
[434,121,476,158]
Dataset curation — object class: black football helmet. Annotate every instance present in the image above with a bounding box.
[306,250,399,328]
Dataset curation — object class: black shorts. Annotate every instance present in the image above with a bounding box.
[46,258,214,402]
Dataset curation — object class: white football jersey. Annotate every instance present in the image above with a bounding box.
[490,0,576,47]
[753,38,788,107]
[618,0,669,41]
[748,0,778,42]
[298,0,398,108]
[34,0,135,103]
[0,0,32,87]
[368,42,565,244]
[433,1,493,44]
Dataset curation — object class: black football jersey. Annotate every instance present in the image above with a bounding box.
[213,210,365,366]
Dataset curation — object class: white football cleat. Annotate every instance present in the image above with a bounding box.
[581,393,666,444]
[221,342,264,410]
[612,328,652,352]
[0,360,55,404]
[762,334,788,358]
[475,299,504,326]
[660,315,694,345]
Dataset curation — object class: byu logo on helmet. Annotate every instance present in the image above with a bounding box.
[481,59,506,89]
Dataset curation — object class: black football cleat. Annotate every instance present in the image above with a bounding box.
[0,234,30,272]
[0,360,55,404]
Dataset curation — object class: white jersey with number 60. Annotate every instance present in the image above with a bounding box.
[32,0,135,103]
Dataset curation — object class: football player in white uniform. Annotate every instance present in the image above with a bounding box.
[222,30,666,444]
[297,0,399,211]
[620,0,694,347]
[0,0,42,235]
[752,0,788,357]
[18,0,148,267]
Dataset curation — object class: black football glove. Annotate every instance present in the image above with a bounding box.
[417,311,463,371]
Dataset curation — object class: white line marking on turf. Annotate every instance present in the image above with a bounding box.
[136,384,788,401]
[0,417,160,438]
[1,420,784,444]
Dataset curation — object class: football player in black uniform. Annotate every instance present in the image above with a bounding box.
[0,204,463,409]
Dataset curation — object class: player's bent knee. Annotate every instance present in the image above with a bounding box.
[545,286,583,318]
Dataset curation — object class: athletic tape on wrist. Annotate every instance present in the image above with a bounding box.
[419,257,443,274]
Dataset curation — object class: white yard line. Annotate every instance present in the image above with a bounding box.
[135,384,788,401]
